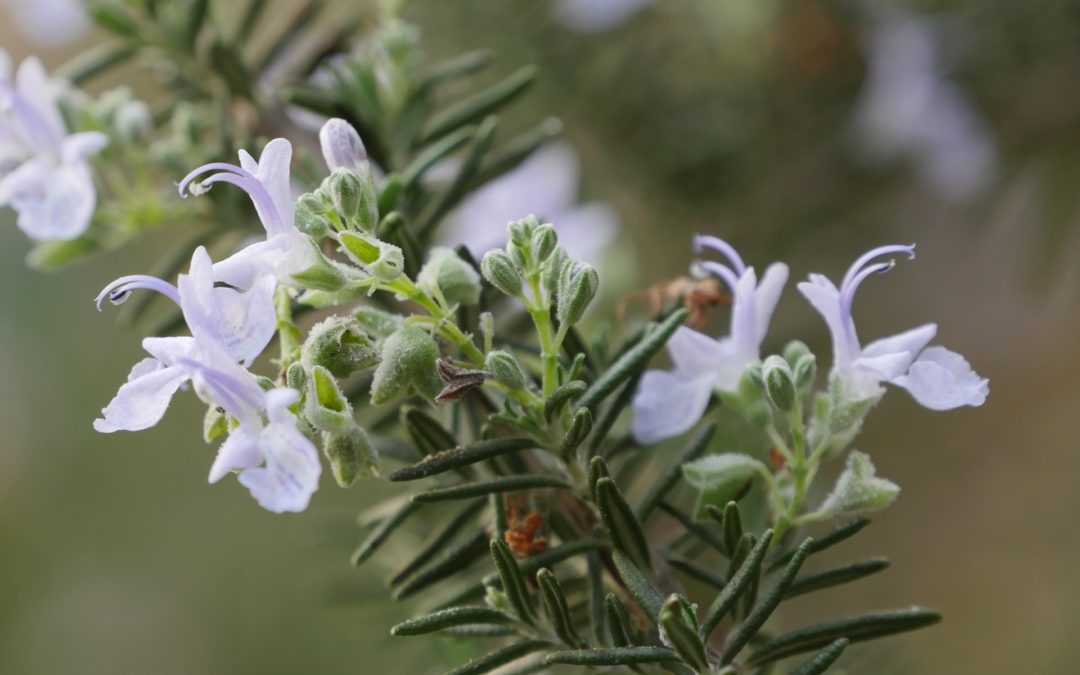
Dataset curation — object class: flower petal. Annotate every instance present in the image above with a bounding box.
[237,412,320,513]
[667,326,729,374]
[4,161,96,240]
[752,262,788,344]
[60,131,107,163]
[141,336,198,366]
[891,345,988,410]
[212,235,292,289]
[93,364,189,433]
[631,369,715,444]
[861,323,937,363]
[798,274,859,364]
[208,425,262,483]
[242,138,294,234]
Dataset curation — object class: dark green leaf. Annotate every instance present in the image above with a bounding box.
[658,501,727,556]
[559,407,593,460]
[390,606,514,636]
[88,2,140,36]
[659,596,710,672]
[490,539,535,624]
[537,569,582,647]
[390,438,535,481]
[546,647,680,666]
[577,309,688,412]
[784,557,890,599]
[402,406,457,456]
[586,373,641,458]
[748,608,941,666]
[596,478,652,573]
[418,50,492,90]
[721,538,814,664]
[59,44,138,85]
[473,117,563,190]
[789,638,850,675]
[400,125,476,191]
[767,517,871,572]
[447,640,549,675]
[667,557,726,590]
[388,499,486,586]
[604,593,636,647]
[184,0,210,46]
[419,66,536,145]
[351,499,421,567]
[418,116,498,239]
[722,501,743,555]
[544,380,587,422]
[588,456,611,498]
[393,530,490,600]
[699,529,774,640]
[612,551,663,623]
[236,0,268,41]
[413,475,571,503]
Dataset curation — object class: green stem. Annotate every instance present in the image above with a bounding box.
[525,274,558,398]
[275,286,301,373]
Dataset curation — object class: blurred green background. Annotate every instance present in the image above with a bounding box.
[2,1,1079,673]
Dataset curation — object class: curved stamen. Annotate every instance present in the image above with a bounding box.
[840,244,915,294]
[696,260,742,294]
[95,275,181,310]
[839,260,894,322]
[177,162,284,235]
[693,235,747,275]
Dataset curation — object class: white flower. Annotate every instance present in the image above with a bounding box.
[178,138,314,290]
[850,13,995,200]
[632,235,788,443]
[439,142,618,263]
[94,247,319,512]
[798,244,988,409]
[0,54,106,240]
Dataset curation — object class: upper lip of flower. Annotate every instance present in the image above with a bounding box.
[177,161,289,236]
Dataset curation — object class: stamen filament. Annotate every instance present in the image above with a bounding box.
[693,234,747,274]
[177,163,286,235]
[95,275,181,310]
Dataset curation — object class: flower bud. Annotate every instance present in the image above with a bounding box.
[481,249,523,297]
[297,191,331,215]
[290,240,349,292]
[286,362,307,392]
[320,118,369,173]
[353,305,404,339]
[295,207,332,239]
[327,167,379,232]
[322,425,379,487]
[507,215,539,247]
[417,247,482,306]
[370,326,443,404]
[763,355,796,412]
[301,315,379,378]
[305,365,353,432]
[782,340,811,366]
[541,246,568,294]
[485,350,527,390]
[792,352,817,392]
[556,261,599,326]
[507,241,530,273]
[820,450,900,516]
[682,453,763,520]
[531,224,558,262]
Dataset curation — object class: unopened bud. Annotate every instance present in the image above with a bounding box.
[295,207,331,239]
[556,261,599,326]
[541,246,568,294]
[319,118,369,173]
[305,365,353,432]
[338,232,404,281]
[301,315,379,378]
[322,425,378,487]
[531,224,557,262]
[792,352,817,392]
[481,249,523,297]
[417,247,482,306]
[820,450,899,516]
[286,362,307,392]
[328,168,362,221]
[507,215,539,247]
[485,350,527,390]
[782,340,811,366]
[353,305,404,339]
[763,355,796,412]
[370,326,442,405]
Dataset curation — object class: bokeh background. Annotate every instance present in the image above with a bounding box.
[2,0,1079,673]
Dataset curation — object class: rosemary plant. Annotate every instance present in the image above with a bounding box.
[0,2,990,673]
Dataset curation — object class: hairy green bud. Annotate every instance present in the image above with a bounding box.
[541,246,568,294]
[507,215,539,247]
[417,247,482,306]
[327,167,379,232]
[322,425,379,486]
[531,223,558,262]
[481,249,523,297]
[301,315,378,378]
[556,261,599,326]
[286,362,307,392]
[353,305,404,339]
[305,365,353,433]
[370,326,442,404]
[763,355,797,412]
[820,451,900,516]
[485,350,527,390]
[338,232,403,281]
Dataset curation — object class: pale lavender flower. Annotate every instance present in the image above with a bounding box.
[851,13,995,200]
[94,247,319,512]
[0,53,106,240]
[319,117,369,173]
[178,138,314,290]
[439,142,618,263]
[632,235,788,443]
[95,246,277,367]
[1,0,90,48]
[798,244,988,409]
[553,0,652,32]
